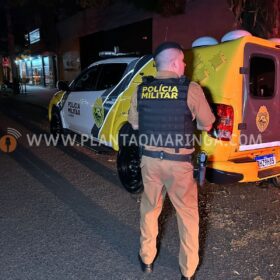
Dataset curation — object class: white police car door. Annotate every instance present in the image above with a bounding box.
[62,64,102,135]
[62,63,128,138]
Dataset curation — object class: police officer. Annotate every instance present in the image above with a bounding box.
[128,42,215,280]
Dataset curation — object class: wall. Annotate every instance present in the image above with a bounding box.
[57,2,153,41]
[153,0,236,49]
[79,19,152,69]
[56,0,236,79]
[56,1,152,79]
[57,38,80,82]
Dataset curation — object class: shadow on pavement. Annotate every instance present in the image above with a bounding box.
[0,103,180,273]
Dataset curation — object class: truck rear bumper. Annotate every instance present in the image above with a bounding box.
[206,160,280,184]
[206,168,243,184]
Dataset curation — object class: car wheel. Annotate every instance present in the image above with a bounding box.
[117,145,143,193]
[269,176,280,188]
[50,109,64,141]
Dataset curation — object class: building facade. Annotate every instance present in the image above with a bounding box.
[5,0,236,88]
[56,0,235,83]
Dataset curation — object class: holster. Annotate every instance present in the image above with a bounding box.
[194,152,208,187]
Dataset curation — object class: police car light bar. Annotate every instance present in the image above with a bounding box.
[99,46,139,58]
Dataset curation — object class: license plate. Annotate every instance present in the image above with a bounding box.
[255,154,276,169]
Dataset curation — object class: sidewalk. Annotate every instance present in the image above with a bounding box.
[1,85,57,110]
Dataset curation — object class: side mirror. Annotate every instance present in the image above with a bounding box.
[56,80,70,91]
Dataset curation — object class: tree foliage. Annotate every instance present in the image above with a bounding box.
[228,0,280,38]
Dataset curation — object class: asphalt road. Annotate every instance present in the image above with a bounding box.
[0,96,279,280]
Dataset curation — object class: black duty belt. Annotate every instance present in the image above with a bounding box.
[142,149,192,162]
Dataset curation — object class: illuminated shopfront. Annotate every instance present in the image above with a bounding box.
[14,28,57,87]
[16,55,56,87]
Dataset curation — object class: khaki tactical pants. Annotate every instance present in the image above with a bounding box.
[139,155,199,278]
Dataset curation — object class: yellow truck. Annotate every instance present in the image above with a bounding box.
[49,31,280,192]
[186,31,280,187]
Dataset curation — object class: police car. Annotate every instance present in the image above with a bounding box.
[48,50,156,193]
[49,32,280,193]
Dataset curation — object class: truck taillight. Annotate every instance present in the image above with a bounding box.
[208,104,234,141]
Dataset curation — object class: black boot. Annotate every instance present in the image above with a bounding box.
[181,275,195,280]
[138,255,153,273]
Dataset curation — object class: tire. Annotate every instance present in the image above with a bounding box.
[117,145,143,193]
[50,109,64,141]
[269,176,280,188]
